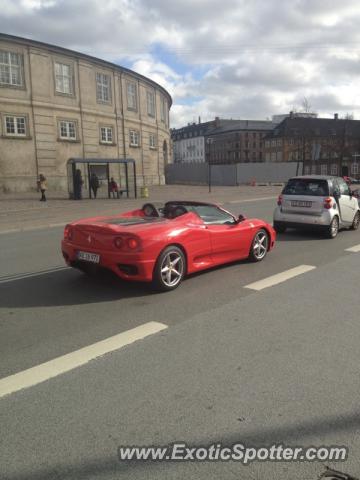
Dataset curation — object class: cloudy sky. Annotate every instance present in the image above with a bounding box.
[2,0,360,127]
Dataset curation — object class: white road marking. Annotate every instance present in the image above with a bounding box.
[244,265,316,291]
[0,266,70,284]
[228,195,277,204]
[345,244,360,253]
[0,322,168,399]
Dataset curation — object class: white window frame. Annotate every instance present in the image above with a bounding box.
[147,90,155,117]
[0,51,23,87]
[129,129,140,147]
[59,120,77,141]
[127,81,137,110]
[331,164,338,175]
[100,126,114,144]
[55,61,73,95]
[320,164,327,175]
[311,164,317,174]
[351,163,359,174]
[149,133,157,149]
[304,166,310,174]
[160,97,167,124]
[96,72,111,103]
[4,115,27,137]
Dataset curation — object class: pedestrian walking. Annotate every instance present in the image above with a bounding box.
[90,172,100,199]
[37,174,47,202]
[74,169,83,200]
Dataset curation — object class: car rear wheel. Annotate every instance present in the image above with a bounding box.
[153,246,186,291]
[248,229,269,262]
[326,216,339,239]
[273,221,287,233]
[351,211,360,230]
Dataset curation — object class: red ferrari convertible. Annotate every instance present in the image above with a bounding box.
[61,201,276,291]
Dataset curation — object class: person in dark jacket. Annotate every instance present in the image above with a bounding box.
[90,172,100,198]
[37,174,47,201]
[74,169,83,200]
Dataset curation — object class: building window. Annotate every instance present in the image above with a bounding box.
[331,164,338,175]
[0,51,23,87]
[4,115,27,136]
[59,120,77,140]
[146,91,155,117]
[321,164,327,175]
[55,62,73,95]
[96,72,111,103]
[129,129,140,147]
[127,81,137,110]
[161,97,167,124]
[277,139,282,146]
[304,166,310,174]
[100,126,113,144]
[311,164,317,174]
[149,133,157,149]
[351,163,359,174]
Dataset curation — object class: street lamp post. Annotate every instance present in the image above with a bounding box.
[207,137,214,193]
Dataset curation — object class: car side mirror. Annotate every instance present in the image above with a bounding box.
[333,190,341,199]
[237,214,246,222]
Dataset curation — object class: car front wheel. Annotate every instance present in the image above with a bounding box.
[248,229,269,262]
[153,246,186,291]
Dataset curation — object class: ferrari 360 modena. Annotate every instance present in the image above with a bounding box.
[61,201,276,291]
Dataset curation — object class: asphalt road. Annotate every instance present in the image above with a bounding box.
[1,198,360,480]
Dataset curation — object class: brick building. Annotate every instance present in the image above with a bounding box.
[264,113,360,178]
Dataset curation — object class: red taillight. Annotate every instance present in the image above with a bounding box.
[324,197,333,209]
[127,238,139,249]
[114,237,124,249]
[113,235,140,250]
[64,224,73,240]
[277,195,283,206]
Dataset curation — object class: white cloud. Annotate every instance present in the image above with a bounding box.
[2,0,360,127]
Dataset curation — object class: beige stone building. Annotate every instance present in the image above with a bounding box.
[0,33,172,193]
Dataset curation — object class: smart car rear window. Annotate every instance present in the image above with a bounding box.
[283,179,329,196]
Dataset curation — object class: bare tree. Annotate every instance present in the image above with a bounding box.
[301,97,312,113]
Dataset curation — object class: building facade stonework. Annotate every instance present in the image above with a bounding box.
[0,34,172,192]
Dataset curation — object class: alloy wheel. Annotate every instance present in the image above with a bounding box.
[160,251,184,288]
[252,231,268,260]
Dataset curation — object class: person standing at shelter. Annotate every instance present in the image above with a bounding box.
[90,172,100,199]
[74,169,83,200]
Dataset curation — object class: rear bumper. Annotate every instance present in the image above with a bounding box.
[61,240,155,282]
[273,206,333,226]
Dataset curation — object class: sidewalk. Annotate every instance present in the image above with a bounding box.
[0,185,281,233]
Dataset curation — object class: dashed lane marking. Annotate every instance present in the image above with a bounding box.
[345,244,360,253]
[244,265,316,291]
[0,322,168,399]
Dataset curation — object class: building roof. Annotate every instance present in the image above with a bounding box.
[208,120,277,136]
[0,33,172,106]
[171,118,276,139]
[266,116,360,138]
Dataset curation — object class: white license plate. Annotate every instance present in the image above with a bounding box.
[77,251,100,263]
[291,200,312,207]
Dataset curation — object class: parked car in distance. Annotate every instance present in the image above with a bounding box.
[62,201,276,291]
[273,175,360,238]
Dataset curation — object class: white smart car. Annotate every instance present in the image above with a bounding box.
[273,175,360,238]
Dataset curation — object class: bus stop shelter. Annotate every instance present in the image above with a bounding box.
[67,158,137,199]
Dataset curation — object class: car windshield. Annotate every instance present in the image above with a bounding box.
[283,179,329,196]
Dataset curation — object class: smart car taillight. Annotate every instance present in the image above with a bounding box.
[324,197,333,209]
[64,224,73,240]
[277,195,283,206]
